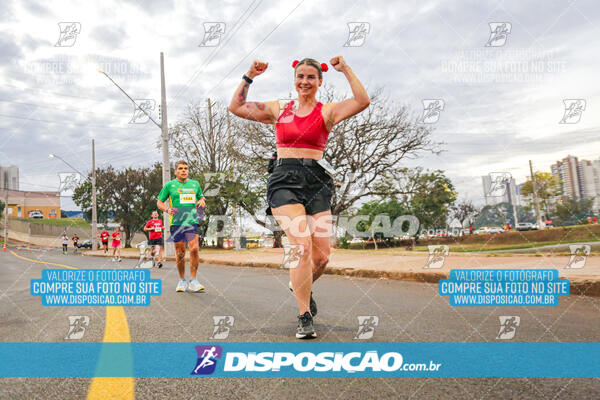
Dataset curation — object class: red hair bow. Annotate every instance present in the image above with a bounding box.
[291,60,329,72]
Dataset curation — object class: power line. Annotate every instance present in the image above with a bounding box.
[203,1,305,100]
[170,0,263,105]
[0,98,133,118]
[0,112,161,130]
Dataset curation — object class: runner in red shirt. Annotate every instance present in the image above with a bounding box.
[111,227,122,262]
[143,211,164,268]
[99,229,110,253]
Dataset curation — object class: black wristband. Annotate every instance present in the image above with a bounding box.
[242,74,253,84]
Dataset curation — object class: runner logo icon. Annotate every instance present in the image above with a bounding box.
[199,22,226,47]
[496,316,520,340]
[55,22,81,47]
[129,99,155,124]
[486,172,511,197]
[559,99,586,124]
[191,345,223,375]
[424,245,449,269]
[565,244,590,269]
[485,22,512,47]
[420,99,444,124]
[354,316,379,340]
[210,316,234,340]
[65,315,89,340]
[282,244,304,269]
[344,22,370,47]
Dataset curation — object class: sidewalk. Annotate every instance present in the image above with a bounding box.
[84,247,600,296]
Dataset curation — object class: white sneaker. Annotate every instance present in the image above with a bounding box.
[111,257,116,262]
[289,280,293,292]
[176,280,188,292]
[188,279,205,292]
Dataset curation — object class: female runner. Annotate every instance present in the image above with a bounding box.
[228,56,369,339]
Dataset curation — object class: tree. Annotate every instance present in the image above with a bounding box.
[474,203,533,227]
[402,168,457,231]
[0,199,4,219]
[73,164,163,247]
[167,100,264,247]
[354,168,456,243]
[230,85,442,241]
[520,172,562,218]
[450,199,479,228]
[553,197,594,226]
[355,199,411,244]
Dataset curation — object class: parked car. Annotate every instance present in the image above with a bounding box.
[516,222,534,231]
[76,239,101,249]
[473,227,491,234]
[350,238,365,244]
[488,227,504,234]
[28,210,43,218]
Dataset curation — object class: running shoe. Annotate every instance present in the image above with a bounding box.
[157,262,163,268]
[296,311,317,339]
[288,281,317,317]
[118,258,122,262]
[176,279,188,292]
[111,257,116,262]
[188,278,205,292]
[309,293,317,317]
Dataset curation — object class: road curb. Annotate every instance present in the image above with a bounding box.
[82,252,600,297]
[193,258,600,298]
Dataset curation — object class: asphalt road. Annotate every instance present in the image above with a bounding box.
[1,248,599,399]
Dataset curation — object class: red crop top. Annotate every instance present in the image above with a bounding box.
[275,101,330,151]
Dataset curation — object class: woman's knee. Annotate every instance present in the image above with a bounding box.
[313,253,329,269]
[293,238,313,261]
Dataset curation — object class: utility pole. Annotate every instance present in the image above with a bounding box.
[100,53,171,254]
[529,160,544,229]
[223,106,240,250]
[3,176,8,250]
[504,177,519,228]
[160,52,172,257]
[91,139,97,250]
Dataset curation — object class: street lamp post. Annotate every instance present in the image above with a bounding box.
[49,145,98,249]
[99,52,172,256]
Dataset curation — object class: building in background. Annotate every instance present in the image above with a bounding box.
[481,175,520,207]
[0,189,61,219]
[515,183,525,207]
[0,165,19,190]
[551,155,600,214]
[551,155,580,199]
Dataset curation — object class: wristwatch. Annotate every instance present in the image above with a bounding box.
[242,74,253,84]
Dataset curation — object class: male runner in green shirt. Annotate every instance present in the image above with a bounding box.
[157,160,206,292]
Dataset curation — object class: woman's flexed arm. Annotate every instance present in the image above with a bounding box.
[324,56,370,129]
[228,60,278,124]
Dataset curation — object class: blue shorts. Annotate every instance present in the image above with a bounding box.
[168,224,198,243]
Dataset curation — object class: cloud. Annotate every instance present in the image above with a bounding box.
[1,0,599,211]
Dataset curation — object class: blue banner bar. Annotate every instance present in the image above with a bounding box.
[1,342,599,377]
[30,269,161,306]
[439,269,569,306]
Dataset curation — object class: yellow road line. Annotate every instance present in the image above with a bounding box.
[10,251,135,399]
[10,250,78,269]
[87,306,134,400]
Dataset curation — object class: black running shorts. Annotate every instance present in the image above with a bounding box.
[267,158,334,215]
[148,238,164,246]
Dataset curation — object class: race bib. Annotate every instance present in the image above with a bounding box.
[180,193,195,204]
[154,227,162,232]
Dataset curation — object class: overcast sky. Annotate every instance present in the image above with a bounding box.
[1,0,599,211]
